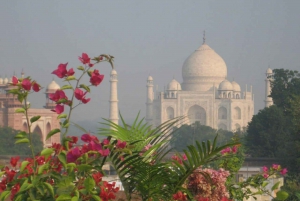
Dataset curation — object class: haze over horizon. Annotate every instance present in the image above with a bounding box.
[1,1,300,133]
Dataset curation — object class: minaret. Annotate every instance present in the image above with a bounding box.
[146,76,154,124]
[109,69,119,126]
[265,68,273,107]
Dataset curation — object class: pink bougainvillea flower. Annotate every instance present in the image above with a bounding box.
[116,140,126,149]
[10,156,20,167]
[221,147,231,155]
[88,63,94,67]
[263,173,269,178]
[92,172,103,184]
[74,88,90,104]
[49,90,68,102]
[67,68,75,76]
[197,198,209,201]
[99,149,110,156]
[52,63,68,78]
[10,183,20,200]
[232,145,238,153]
[12,76,18,85]
[32,82,41,92]
[90,69,104,86]
[280,168,288,175]
[78,53,90,64]
[182,154,187,161]
[66,147,81,163]
[102,139,110,145]
[172,191,187,201]
[262,166,268,172]
[272,164,280,170]
[21,79,31,91]
[51,104,64,114]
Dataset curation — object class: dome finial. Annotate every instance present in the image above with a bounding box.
[203,30,206,44]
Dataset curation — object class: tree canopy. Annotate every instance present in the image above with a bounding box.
[0,126,43,156]
[171,121,244,151]
[245,68,300,173]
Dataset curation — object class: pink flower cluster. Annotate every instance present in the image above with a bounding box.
[50,53,105,114]
[171,154,187,165]
[11,76,41,92]
[187,168,230,201]
[262,164,288,178]
[220,146,238,155]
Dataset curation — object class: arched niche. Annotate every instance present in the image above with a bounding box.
[166,106,174,120]
[33,125,43,142]
[23,122,28,133]
[187,105,206,125]
[218,107,227,119]
[45,122,51,144]
[218,123,227,130]
[234,107,241,119]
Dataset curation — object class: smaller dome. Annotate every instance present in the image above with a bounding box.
[219,80,233,91]
[47,80,60,90]
[231,81,241,92]
[147,75,153,81]
[3,77,8,84]
[266,68,272,74]
[111,69,117,75]
[167,79,181,90]
[0,77,3,84]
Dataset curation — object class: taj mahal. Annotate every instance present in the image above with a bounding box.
[145,36,273,131]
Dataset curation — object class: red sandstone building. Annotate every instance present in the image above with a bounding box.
[0,76,61,147]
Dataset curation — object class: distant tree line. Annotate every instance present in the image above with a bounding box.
[0,127,43,156]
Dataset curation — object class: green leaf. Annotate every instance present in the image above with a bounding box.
[38,164,49,174]
[92,195,101,201]
[15,108,25,114]
[65,76,76,81]
[20,161,30,172]
[0,171,5,178]
[57,114,67,119]
[77,164,93,172]
[262,181,268,188]
[61,85,73,90]
[56,194,72,201]
[272,181,281,191]
[15,131,27,138]
[71,196,79,201]
[15,138,29,144]
[77,66,85,71]
[84,177,95,192]
[58,152,67,167]
[18,94,24,103]
[79,84,90,93]
[46,128,60,140]
[8,88,20,95]
[0,190,10,201]
[63,123,70,128]
[43,182,54,198]
[41,148,54,156]
[30,115,41,123]
[66,163,76,172]
[276,190,289,200]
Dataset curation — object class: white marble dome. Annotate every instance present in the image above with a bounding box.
[231,81,241,91]
[0,77,3,84]
[111,69,117,75]
[182,43,227,91]
[167,79,181,90]
[219,80,233,91]
[147,75,153,81]
[47,80,60,91]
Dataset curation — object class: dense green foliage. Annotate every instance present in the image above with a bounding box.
[0,126,43,156]
[245,69,300,200]
[171,122,244,151]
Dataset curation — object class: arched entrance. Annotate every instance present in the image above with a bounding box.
[187,105,206,125]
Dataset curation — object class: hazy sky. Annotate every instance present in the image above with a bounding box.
[1,1,300,129]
